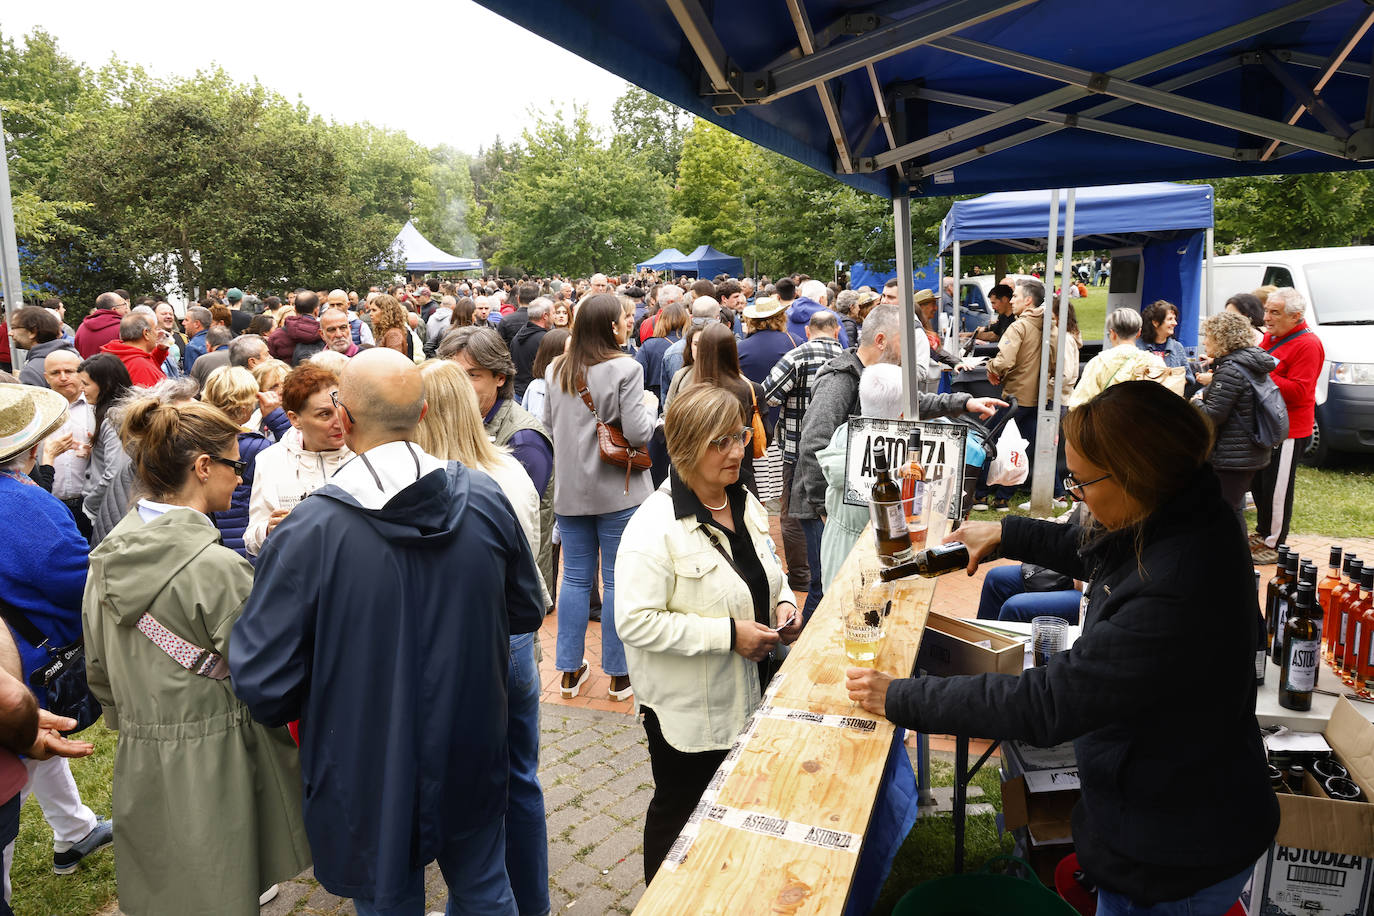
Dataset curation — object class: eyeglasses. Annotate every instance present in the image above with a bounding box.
[330,390,355,424]
[208,454,247,475]
[1063,472,1112,499]
[709,428,753,453]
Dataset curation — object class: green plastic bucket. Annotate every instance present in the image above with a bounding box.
[892,856,1079,916]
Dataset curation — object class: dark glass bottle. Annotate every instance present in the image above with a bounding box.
[1267,547,1295,660]
[1279,580,1320,711]
[877,542,1002,581]
[1286,764,1307,795]
[869,442,914,566]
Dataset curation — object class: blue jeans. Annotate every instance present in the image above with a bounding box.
[506,633,549,916]
[975,565,1082,624]
[1096,865,1252,916]
[801,517,825,621]
[351,816,516,916]
[556,508,633,676]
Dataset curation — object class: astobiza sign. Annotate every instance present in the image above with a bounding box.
[843,418,967,521]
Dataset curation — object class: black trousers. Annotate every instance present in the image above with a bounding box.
[1251,437,1309,549]
[778,460,810,590]
[60,497,93,544]
[641,707,728,885]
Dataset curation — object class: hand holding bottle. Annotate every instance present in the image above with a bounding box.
[942,521,1002,575]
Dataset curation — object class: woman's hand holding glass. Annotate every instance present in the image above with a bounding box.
[845,668,892,717]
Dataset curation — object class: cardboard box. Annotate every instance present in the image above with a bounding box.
[1246,697,1374,916]
[1001,740,1081,886]
[915,612,1024,677]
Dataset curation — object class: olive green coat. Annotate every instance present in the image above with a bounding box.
[83,507,310,916]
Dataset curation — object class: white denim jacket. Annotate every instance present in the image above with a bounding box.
[616,479,795,753]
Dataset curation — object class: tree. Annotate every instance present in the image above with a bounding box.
[611,85,692,182]
[1211,173,1374,251]
[492,107,667,275]
[413,144,481,257]
[469,137,519,265]
[668,119,754,255]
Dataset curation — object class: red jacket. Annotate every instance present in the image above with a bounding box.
[100,340,169,388]
[1260,320,1325,440]
[75,309,124,358]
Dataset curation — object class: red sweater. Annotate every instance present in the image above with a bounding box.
[1260,321,1324,440]
[100,340,169,388]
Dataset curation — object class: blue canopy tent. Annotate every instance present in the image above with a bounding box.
[636,247,687,271]
[668,244,744,278]
[939,182,1214,344]
[850,258,942,292]
[392,221,483,273]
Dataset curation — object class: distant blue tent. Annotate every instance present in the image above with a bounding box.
[940,182,1213,345]
[669,245,743,279]
[636,248,687,271]
[392,221,483,273]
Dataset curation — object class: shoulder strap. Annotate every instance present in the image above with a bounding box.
[702,526,747,583]
[134,612,228,680]
[0,594,50,649]
[1264,327,1311,354]
[576,379,601,421]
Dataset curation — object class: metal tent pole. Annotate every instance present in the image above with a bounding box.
[0,112,25,373]
[1029,189,1060,513]
[895,193,922,418]
[1048,190,1077,508]
[1204,226,1215,332]
[951,241,962,354]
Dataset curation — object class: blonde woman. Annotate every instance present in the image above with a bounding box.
[201,366,272,559]
[249,357,291,440]
[413,359,550,916]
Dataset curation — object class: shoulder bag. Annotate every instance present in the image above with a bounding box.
[0,596,101,735]
[747,386,767,459]
[578,377,652,495]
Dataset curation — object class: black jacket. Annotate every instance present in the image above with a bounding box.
[1197,347,1276,471]
[510,321,547,400]
[499,307,529,347]
[886,467,1277,904]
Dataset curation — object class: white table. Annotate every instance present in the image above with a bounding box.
[1254,655,1374,731]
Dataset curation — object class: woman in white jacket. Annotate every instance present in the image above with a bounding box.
[616,385,799,885]
[244,364,352,557]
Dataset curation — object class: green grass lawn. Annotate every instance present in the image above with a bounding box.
[12,723,117,916]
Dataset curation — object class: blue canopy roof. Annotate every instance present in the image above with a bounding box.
[636,247,687,271]
[940,182,1214,254]
[392,221,483,273]
[669,245,744,277]
[474,0,1374,199]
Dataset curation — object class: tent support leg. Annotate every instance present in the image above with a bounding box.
[1029,190,1061,515]
[952,241,962,352]
[1047,190,1077,506]
[0,112,24,374]
[895,193,921,419]
[1205,227,1215,328]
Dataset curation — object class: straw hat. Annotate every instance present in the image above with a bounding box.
[913,288,937,307]
[742,296,786,319]
[0,384,69,464]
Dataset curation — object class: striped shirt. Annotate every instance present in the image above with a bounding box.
[761,336,844,462]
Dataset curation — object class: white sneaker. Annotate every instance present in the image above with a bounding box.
[259,885,279,906]
[971,499,990,511]
[560,660,590,699]
[1018,498,1068,511]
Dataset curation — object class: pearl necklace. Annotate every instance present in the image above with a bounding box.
[702,495,728,512]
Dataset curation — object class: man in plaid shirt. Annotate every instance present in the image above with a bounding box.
[762,311,843,591]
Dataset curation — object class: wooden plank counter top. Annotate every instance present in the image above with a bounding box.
[633,533,937,915]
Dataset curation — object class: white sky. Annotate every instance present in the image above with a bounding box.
[0,0,631,154]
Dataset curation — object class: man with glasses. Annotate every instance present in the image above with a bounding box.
[233,349,543,916]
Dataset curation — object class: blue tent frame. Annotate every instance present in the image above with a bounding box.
[939,182,1214,344]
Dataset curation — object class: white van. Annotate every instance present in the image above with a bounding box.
[1204,247,1374,465]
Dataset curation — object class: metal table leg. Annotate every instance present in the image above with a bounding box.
[953,735,1002,874]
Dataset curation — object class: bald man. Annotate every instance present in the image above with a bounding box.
[231,348,544,916]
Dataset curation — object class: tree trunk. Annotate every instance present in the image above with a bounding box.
[994,254,1008,283]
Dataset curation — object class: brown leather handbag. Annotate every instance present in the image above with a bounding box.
[578,380,651,494]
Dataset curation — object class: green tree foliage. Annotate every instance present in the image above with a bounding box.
[470,137,519,264]
[492,107,667,275]
[611,85,692,182]
[1211,173,1374,252]
[413,144,481,257]
[668,119,753,255]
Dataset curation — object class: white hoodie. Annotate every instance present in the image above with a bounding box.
[244,427,353,556]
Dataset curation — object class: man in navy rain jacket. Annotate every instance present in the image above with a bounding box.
[231,349,544,915]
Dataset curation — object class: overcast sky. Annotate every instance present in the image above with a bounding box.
[2,0,631,153]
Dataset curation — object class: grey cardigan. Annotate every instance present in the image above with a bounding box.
[542,356,656,516]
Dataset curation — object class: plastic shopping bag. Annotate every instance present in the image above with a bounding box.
[986,420,1030,487]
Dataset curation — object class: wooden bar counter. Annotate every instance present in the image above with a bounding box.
[633,534,935,915]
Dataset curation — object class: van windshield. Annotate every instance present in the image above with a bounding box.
[1305,257,1374,325]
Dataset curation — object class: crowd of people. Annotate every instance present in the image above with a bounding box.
[0,265,1323,914]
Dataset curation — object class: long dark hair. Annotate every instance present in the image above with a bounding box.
[554,293,625,394]
[451,297,476,327]
[532,328,571,382]
[79,353,134,436]
[1225,293,1265,330]
[691,323,751,412]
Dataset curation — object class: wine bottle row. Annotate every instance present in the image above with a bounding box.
[1264,544,1374,711]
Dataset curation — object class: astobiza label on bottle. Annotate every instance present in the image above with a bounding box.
[1254,649,1266,680]
[870,500,908,536]
[1284,639,1320,693]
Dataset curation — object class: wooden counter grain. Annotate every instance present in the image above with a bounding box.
[633,532,937,915]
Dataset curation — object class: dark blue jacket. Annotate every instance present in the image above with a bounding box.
[0,474,87,687]
[210,430,272,560]
[738,328,802,430]
[229,462,544,908]
[786,297,850,349]
[182,330,208,373]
